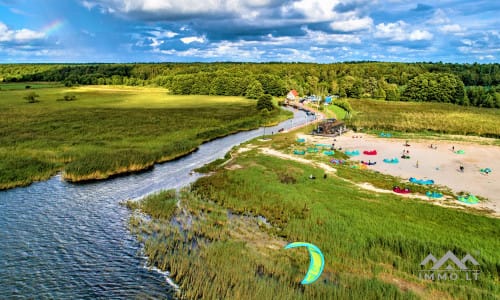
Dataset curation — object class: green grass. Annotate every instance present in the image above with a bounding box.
[129,151,500,299]
[0,82,64,90]
[0,85,291,189]
[347,99,500,138]
[325,104,348,120]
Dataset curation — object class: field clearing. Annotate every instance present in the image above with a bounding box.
[129,151,500,299]
[0,85,291,189]
[348,99,500,138]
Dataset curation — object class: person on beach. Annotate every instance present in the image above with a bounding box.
[323,173,327,179]
[452,146,455,152]
[416,161,419,168]
[459,165,464,172]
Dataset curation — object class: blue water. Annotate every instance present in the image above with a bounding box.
[0,109,310,299]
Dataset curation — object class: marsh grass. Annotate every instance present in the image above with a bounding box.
[130,153,500,299]
[348,99,500,138]
[0,86,291,189]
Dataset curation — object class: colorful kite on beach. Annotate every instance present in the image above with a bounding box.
[284,242,325,285]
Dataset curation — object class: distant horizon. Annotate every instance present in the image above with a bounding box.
[0,1,498,63]
[1,60,499,65]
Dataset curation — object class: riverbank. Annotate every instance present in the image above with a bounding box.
[0,86,291,189]
[128,137,500,299]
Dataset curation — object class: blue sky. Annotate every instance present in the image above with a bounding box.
[0,0,498,63]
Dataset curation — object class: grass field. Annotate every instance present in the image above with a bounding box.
[0,85,291,189]
[129,149,500,299]
[325,104,348,120]
[347,99,500,138]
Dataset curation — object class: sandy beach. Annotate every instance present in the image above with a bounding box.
[306,133,500,215]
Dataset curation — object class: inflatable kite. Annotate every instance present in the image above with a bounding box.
[379,132,392,138]
[294,150,305,155]
[363,150,377,155]
[383,158,399,164]
[284,242,325,285]
[361,160,376,165]
[345,150,360,156]
[315,143,331,148]
[296,138,306,143]
[456,149,465,154]
[457,195,479,204]
[480,168,492,174]
[307,147,319,153]
[330,159,345,164]
[323,150,335,156]
[409,177,434,185]
[393,186,410,194]
[426,191,443,198]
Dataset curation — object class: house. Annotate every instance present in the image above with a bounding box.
[314,118,346,136]
[286,90,299,101]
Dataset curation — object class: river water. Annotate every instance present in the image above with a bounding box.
[0,109,311,299]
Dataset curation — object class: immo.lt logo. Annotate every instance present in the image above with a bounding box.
[419,251,480,281]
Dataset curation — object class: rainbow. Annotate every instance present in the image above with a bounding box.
[42,19,64,36]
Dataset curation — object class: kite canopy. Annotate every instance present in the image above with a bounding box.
[456,150,465,154]
[293,150,305,155]
[297,138,306,143]
[363,150,377,155]
[315,143,331,148]
[426,191,443,198]
[379,132,392,137]
[330,159,345,164]
[345,150,360,156]
[323,150,335,156]
[480,168,492,173]
[409,177,434,185]
[383,158,399,164]
[307,148,319,153]
[393,186,410,194]
[457,195,479,204]
[284,242,325,285]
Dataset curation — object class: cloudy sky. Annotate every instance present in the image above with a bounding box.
[0,0,498,63]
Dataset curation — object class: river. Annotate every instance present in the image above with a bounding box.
[0,109,312,299]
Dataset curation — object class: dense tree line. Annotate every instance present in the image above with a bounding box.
[1,62,499,108]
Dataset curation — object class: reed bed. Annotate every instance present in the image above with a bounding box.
[348,99,500,138]
[129,153,499,299]
[0,86,291,189]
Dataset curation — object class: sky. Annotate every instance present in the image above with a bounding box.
[0,0,498,63]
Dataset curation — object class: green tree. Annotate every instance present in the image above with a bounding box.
[256,94,274,111]
[245,80,264,99]
[24,92,40,103]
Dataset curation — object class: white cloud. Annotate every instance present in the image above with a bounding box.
[180,36,206,44]
[427,9,450,25]
[285,0,339,21]
[408,29,433,41]
[303,27,361,44]
[150,30,178,38]
[149,37,163,48]
[330,17,373,32]
[375,21,433,41]
[0,22,45,43]
[440,24,463,33]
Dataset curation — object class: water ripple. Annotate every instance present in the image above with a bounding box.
[0,109,309,298]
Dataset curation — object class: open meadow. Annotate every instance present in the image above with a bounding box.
[0,85,290,189]
[347,99,500,138]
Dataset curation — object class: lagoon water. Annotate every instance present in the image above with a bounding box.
[0,109,310,299]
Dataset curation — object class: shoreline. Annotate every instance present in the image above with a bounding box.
[1,111,293,191]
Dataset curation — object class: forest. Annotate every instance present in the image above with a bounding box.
[1,62,499,108]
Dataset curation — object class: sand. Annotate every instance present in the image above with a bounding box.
[304,133,500,216]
